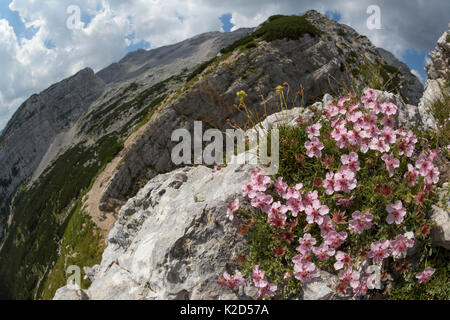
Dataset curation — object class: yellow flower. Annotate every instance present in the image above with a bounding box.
[236,90,247,102]
[237,90,247,98]
[275,85,284,94]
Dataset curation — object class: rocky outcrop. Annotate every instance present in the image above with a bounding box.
[53,284,89,300]
[57,161,257,300]
[431,184,450,250]
[418,28,449,121]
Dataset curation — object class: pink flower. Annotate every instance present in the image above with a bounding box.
[390,234,415,259]
[334,251,353,270]
[381,153,400,177]
[250,192,273,213]
[386,200,407,225]
[294,261,318,283]
[381,127,396,145]
[218,270,246,288]
[415,154,433,176]
[383,116,395,127]
[347,110,363,123]
[286,196,304,217]
[258,282,277,299]
[283,184,302,200]
[353,277,369,297]
[252,265,277,299]
[252,265,268,288]
[334,168,357,193]
[326,105,339,118]
[341,152,360,172]
[303,190,318,207]
[348,210,373,234]
[305,137,324,158]
[324,230,347,248]
[296,233,317,254]
[319,216,335,236]
[306,123,322,139]
[415,267,435,284]
[312,243,335,261]
[274,177,288,198]
[370,137,390,153]
[242,183,258,199]
[424,166,440,184]
[334,128,351,149]
[251,173,272,192]
[226,198,240,221]
[338,268,360,289]
[292,252,312,264]
[305,200,329,225]
[381,102,398,116]
[404,164,419,187]
[283,272,292,279]
[268,201,288,228]
[323,172,335,195]
[397,130,417,157]
[361,88,377,105]
[368,240,391,264]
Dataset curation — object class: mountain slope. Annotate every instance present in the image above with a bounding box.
[0,28,252,299]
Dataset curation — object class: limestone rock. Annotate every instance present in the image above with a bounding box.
[53,285,89,300]
[302,271,343,300]
[418,28,449,130]
[430,186,450,250]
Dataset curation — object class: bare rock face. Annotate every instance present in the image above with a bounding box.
[97,29,254,84]
[419,28,450,122]
[430,184,450,250]
[425,29,450,81]
[85,162,257,300]
[0,68,105,232]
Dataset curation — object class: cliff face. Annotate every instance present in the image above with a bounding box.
[0,11,427,300]
[419,28,450,112]
[0,68,105,236]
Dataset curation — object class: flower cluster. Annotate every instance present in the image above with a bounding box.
[252,265,277,299]
[220,89,440,299]
[218,270,246,288]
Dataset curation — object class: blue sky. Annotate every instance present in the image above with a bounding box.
[0,0,448,130]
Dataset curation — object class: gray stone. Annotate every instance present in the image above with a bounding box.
[430,195,450,250]
[53,285,89,300]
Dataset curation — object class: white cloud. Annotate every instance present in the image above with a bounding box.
[411,69,424,84]
[0,0,448,130]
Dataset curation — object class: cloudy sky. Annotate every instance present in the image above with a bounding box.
[0,0,448,130]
